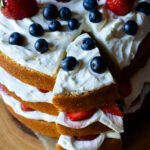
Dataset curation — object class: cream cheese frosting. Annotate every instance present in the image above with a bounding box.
[58,131,121,150]
[0,0,85,76]
[85,0,150,69]
[124,58,150,109]
[53,33,114,95]
[57,110,123,133]
[0,66,54,103]
[0,91,57,122]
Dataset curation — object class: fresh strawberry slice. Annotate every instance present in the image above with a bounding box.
[119,79,132,97]
[56,0,71,2]
[75,134,99,141]
[1,0,39,20]
[101,104,123,117]
[67,108,98,121]
[106,0,135,16]
[38,88,49,93]
[21,104,35,111]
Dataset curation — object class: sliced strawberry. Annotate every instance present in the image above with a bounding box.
[119,79,132,97]
[75,134,99,141]
[21,104,35,111]
[67,108,97,121]
[56,0,71,2]
[1,0,39,20]
[38,88,49,93]
[101,104,123,117]
[106,0,135,16]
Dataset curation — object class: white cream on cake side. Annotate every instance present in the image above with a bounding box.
[58,131,121,150]
[53,33,114,95]
[85,0,150,69]
[0,91,57,122]
[0,0,85,76]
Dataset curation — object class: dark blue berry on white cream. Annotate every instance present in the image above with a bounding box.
[35,39,48,53]
[90,56,107,74]
[61,56,78,71]
[43,4,59,20]
[48,20,61,31]
[83,0,98,11]
[29,23,44,37]
[136,2,150,16]
[89,9,102,23]
[124,20,138,35]
[59,7,72,21]
[81,37,95,50]
[9,32,23,45]
[68,18,79,30]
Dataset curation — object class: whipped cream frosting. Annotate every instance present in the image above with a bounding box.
[0,0,84,76]
[58,131,121,150]
[57,109,123,133]
[0,91,57,122]
[85,0,150,69]
[53,33,114,95]
[124,58,150,109]
[0,66,54,103]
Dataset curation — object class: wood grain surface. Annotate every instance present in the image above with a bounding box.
[0,98,150,150]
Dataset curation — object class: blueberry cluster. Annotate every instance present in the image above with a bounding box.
[83,0,102,23]
[123,2,150,36]
[43,4,80,31]
[61,37,107,74]
[9,4,80,53]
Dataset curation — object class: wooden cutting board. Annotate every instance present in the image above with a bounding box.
[0,98,150,150]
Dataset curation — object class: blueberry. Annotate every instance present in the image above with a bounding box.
[29,23,44,37]
[43,4,59,20]
[9,32,23,45]
[59,7,72,21]
[89,9,102,23]
[61,56,78,71]
[83,0,98,11]
[81,37,95,50]
[136,2,150,16]
[35,39,48,53]
[90,56,107,74]
[48,20,61,31]
[124,20,138,35]
[68,18,80,30]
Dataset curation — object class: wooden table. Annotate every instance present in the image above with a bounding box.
[0,98,150,150]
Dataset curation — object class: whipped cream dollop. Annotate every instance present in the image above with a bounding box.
[0,91,57,122]
[85,0,150,69]
[57,110,123,133]
[53,33,114,95]
[0,67,54,103]
[124,58,150,109]
[58,131,121,150]
[0,0,85,76]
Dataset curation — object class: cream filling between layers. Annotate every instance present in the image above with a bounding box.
[124,58,150,108]
[57,110,123,133]
[0,91,57,122]
[0,67,54,103]
[0,0,85,76]
[58,131,121,150]
[85,0,150,69]
[53,33,114,95]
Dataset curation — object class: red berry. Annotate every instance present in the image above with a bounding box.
[106,0,135,16]
[75,134,99,141]
[38,88,49,93]
[67,108,97,121]
[101,104,123,117]
[21,104,35,111]
[56,0,71,2]
[1,0,39,20]
[119,79,132,97]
